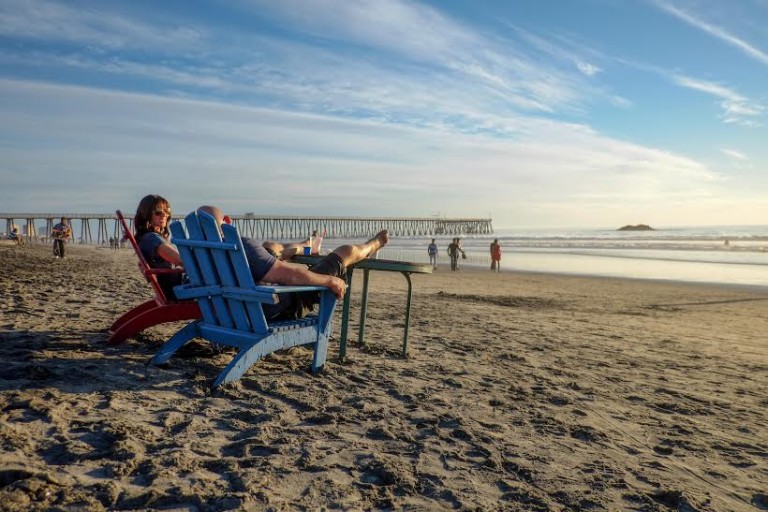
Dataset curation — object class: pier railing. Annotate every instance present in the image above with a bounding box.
[1,213,493,245]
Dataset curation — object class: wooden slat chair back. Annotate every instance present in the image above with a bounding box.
[149,211,337,388]
[107,210,201,344]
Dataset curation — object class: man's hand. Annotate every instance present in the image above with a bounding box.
[327,276,347,299]
[264,260,347,299]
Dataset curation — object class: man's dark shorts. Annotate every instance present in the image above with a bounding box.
[308,252,346,280]
[276,253,346,320]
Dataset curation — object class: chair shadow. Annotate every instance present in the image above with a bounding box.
[0,328,225,394]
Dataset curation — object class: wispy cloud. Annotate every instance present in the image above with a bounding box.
[0,79,723,226]
[0,0,205,50]
[575,60,601,76]
[720,148,748,160]
[239,0,607,116]
[672,75,764,126]
[500,23,604,78]
[0,0,619,136]
[1,0,764,226]
[654,0,768,66]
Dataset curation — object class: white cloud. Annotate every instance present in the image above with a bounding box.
[576,60,601,76]
[720,148,748,160]
[672,75,764,126]
[1,1,765,227]
[0,79,727,227]
[0,0,205,50]
[0,0,612,134]
[238,0,604,115]
[655,1,768,66]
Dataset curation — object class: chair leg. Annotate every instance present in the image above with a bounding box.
[311,335,329,374]
[150,322,201,365]
[109,299,157,333]
[212,337,269,389]
[312,292,336,372]
[107,302,201,344]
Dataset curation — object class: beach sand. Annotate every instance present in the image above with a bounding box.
[1,242,767,511]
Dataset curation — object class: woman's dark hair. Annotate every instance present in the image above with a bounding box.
[134,194,171,239]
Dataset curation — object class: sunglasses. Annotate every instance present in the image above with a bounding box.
[153,209,171,217]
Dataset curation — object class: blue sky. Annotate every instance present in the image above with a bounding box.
[1,0,766,228]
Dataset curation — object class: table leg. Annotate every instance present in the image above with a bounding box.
[357,268,371,347]
[402,272,413,356]
[338,267,355,361]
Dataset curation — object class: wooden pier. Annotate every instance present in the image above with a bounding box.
[1,213,493,245]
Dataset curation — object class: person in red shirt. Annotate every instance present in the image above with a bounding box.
[490,238,502,272]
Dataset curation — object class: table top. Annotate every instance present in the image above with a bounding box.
[292,255,433,274]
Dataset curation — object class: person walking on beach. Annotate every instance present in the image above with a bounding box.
[51,217,72,259]
[490,238,501,272]
[448,238,463,271]
[197,206,388,320]
[427,238,438,269]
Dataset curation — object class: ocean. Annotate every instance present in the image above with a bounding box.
[331,225,768,290]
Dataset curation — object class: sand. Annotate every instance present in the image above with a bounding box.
[1,242,767,511]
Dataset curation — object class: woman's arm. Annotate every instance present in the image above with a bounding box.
[157,242,183,266]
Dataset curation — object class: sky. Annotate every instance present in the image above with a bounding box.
[1,0,767,229]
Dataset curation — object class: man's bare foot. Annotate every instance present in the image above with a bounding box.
[365,230,389,254]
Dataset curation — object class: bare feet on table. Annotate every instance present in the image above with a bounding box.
[366,230,389,254]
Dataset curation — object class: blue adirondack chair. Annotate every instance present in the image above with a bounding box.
[149,211,337,388]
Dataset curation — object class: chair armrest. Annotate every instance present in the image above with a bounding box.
[174,284,330,304]
[146,268,185,275]
[253,285,330,294]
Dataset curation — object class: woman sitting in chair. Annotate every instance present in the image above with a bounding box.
[134,194,184,300]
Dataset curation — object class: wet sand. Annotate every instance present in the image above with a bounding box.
[1,242,767,511]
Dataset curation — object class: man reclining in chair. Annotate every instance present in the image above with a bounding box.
[197,206,389,321]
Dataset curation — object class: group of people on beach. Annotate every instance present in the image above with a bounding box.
[5,218,72,255]
[134,194,388,320]
[427,237,468,271]
[427,237,501,272]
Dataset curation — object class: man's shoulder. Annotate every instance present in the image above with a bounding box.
[241,237,273,259]
[241,237,262,251]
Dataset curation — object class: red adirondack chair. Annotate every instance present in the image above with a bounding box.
[107,210,201,344]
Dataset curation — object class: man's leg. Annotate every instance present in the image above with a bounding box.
[262,241,285,259]
[278,240,311,260]
[263,238,313,260]
[309,230,389,288]
[329,230,389,268]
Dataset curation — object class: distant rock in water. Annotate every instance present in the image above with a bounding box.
[618,224,654,231]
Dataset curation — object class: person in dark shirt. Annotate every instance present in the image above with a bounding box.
[51,217,72,258]
[134,194,184,300]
